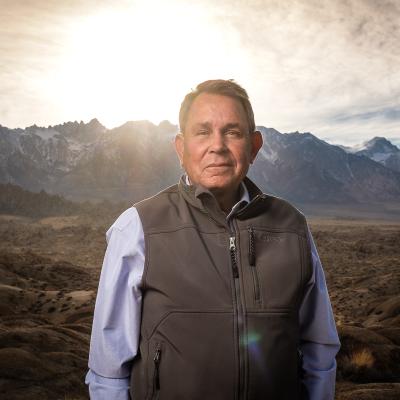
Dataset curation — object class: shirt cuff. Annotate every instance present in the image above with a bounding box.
[85,369,131,400]
[302,359,337,400]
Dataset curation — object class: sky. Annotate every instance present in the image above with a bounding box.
[0,0,399,147]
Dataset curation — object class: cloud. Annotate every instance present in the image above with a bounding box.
[0,0,399,146]
[202,0,400,144]
[331,106,400,122]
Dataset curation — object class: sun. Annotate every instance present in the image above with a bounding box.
[51,1,249,129]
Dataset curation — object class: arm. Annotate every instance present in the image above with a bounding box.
[299,224,341,400]
[85,207,145,400]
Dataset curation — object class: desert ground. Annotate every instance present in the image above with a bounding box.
[0,211,399,399]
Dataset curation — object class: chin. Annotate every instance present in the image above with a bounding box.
[201,178,235,193]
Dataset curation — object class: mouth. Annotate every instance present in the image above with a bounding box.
[206,163,232,168]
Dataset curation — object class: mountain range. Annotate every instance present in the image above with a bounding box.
[339,136,400,173]
[1,119,400,209]
[249,128,400,204]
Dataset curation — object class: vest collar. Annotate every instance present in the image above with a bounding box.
[178,173,269,226]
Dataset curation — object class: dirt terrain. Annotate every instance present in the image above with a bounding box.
[0,212,399,399]
[309,218,400,399]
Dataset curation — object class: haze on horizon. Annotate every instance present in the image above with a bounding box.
[0,0,399,147]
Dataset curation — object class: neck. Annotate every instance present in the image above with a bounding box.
[211,185,241,213]
[184,174,241,213]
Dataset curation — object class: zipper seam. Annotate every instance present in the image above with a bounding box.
[228,230,240,400]
[230,219,246,400]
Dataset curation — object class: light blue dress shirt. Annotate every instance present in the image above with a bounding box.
[85,178,341,400]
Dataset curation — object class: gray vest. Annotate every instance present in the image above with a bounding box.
[130,175,312,400]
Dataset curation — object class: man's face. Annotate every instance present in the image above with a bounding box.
[175,93,262,197]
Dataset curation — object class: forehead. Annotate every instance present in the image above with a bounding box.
[186,93,248,128]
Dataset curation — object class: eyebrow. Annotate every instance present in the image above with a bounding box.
[222,123,241,131]
[193,122,242,130]
[193,122,212,129]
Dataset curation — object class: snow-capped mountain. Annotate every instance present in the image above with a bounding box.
[248,127,400,203]
[0,119,180,202]
[1,120,400,205]
[346,137,400,173]
[0,118,107,188]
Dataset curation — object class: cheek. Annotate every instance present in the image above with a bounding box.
[234,146,252,164]
[185,142,204,160]
[183,143,203,169]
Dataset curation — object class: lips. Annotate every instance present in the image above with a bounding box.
[207,163,232,168]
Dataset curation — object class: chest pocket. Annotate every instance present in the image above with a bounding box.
[244,228,305,309]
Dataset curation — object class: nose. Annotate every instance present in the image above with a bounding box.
[209,131,227,153]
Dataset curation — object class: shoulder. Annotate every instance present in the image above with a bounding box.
[109,206,141,231]
[133,183,179,211]
[266,193,305,217]
[244,176,306,222]
[105,206,144,245]
[257,192,307,232]
[132,184,183,229]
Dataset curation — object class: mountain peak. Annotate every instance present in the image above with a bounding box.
[362,136,399,153]
[87,118,103,127]
[158,120,177,129]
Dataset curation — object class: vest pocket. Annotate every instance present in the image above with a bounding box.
[151,342,162,399]
[146,312,236,399]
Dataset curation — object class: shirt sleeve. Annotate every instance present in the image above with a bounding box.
[85,206,145,400]
[299,224,341,400]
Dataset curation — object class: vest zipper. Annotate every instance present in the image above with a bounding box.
[152,343,162,398]
[229,227,245,400]
[248,226,261,303]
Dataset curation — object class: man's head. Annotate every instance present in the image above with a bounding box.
[175,79,263,208]
[179,79,256,135]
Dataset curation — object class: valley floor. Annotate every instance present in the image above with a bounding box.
[0,212,399,399]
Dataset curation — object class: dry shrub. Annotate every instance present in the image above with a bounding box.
[339,347,379,382]
[337,325,400,383]
[347,348,375,369]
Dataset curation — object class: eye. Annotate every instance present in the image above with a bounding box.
[196,129,209,136]
[226,129,242,137]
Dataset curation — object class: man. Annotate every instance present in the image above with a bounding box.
[85,79,340,399]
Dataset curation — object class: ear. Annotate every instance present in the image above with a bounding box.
[250,130,263,164]
[174,133,185,167]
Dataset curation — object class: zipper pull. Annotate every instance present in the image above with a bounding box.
[229,236,236,251]
[154,348,161,364]
[229,236,239,278]
[154,346,161,390]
